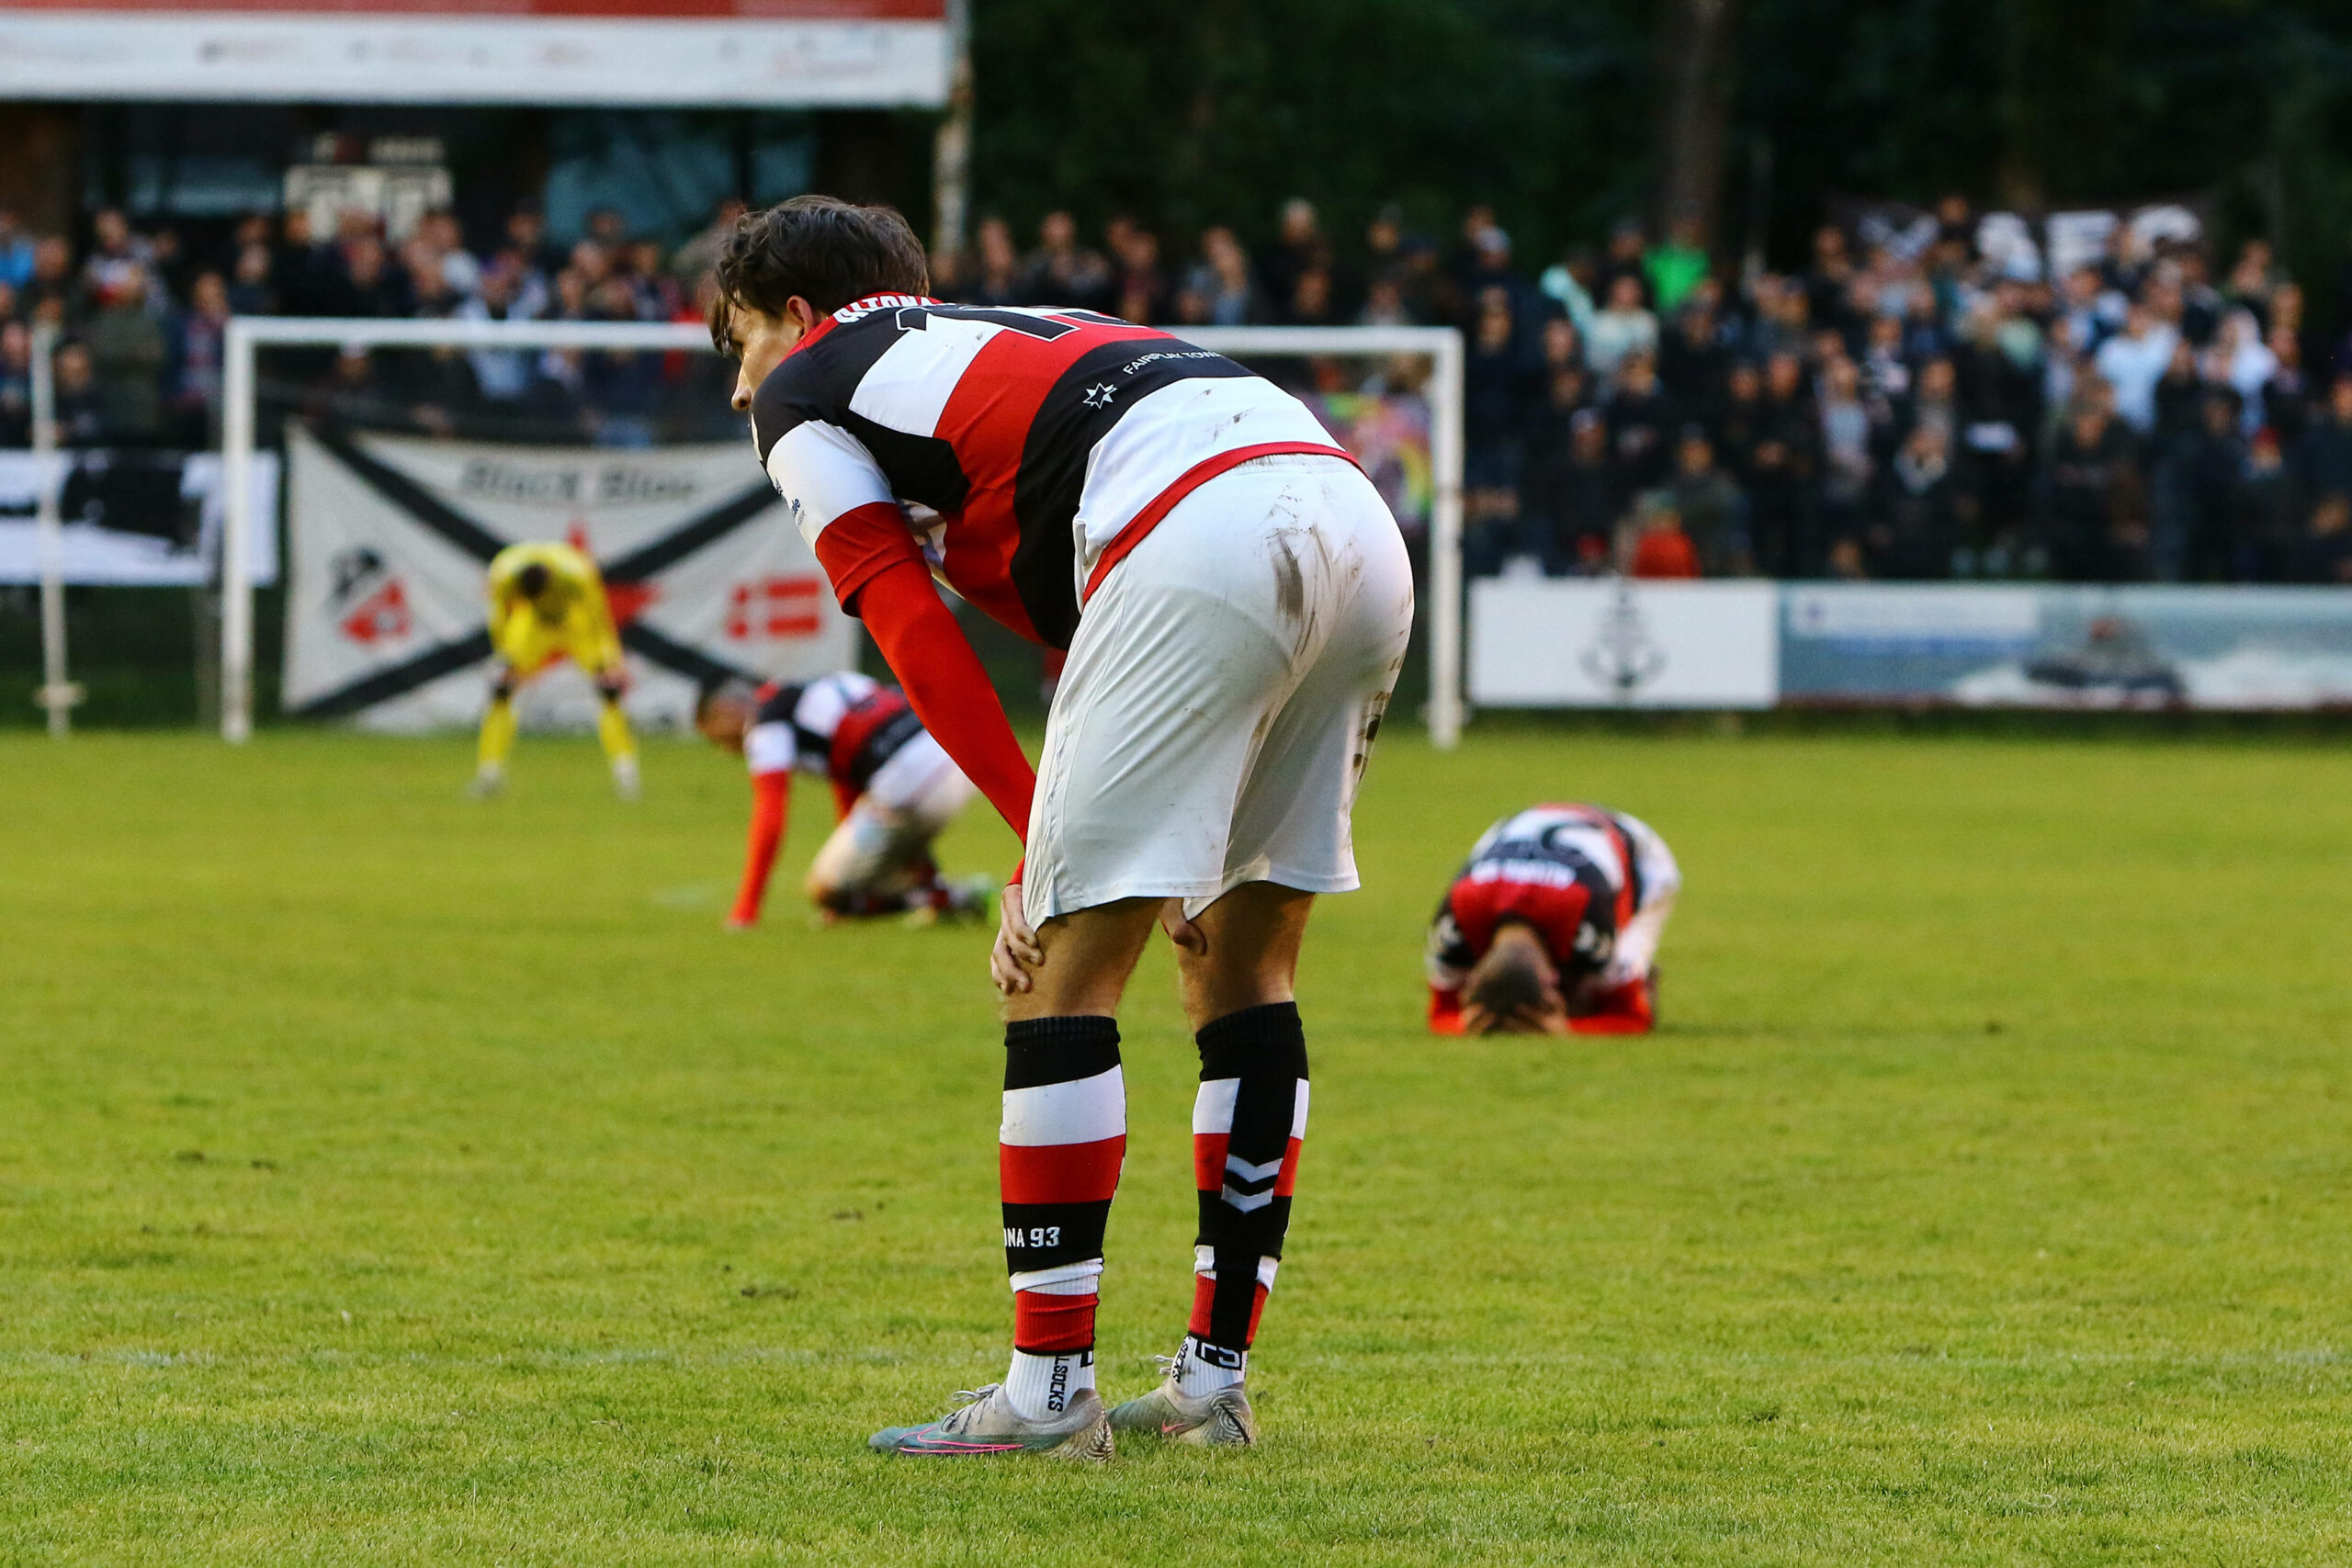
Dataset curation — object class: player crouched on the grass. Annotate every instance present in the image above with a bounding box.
[695,672,988,927]
[1428,803,1680,1036]
[472,540,640,800]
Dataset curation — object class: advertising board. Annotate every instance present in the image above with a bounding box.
[1468,579,1780,709]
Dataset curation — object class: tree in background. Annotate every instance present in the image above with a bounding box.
[969,0,2352,335]
[967,0,1648,271]
[1732,0,2352,316]
[1652,0,1738,248]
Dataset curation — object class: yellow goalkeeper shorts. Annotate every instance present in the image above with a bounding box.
[495,618,621,680]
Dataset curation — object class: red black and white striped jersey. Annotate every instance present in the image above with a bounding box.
[745,670,926,811]
[749,294,1353,649]
[1425,804,1662,992]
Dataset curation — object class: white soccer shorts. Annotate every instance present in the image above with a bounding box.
[806,738,973,901]
[1023,453,1415,922]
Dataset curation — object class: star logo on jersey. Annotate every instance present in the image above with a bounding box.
[1081,383,1116,410]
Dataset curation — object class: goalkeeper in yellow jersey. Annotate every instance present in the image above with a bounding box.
[472,541,640,800]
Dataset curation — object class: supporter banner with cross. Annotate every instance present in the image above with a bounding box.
[282,425,856,733]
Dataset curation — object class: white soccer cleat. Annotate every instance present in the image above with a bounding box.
[468,766,506,800]
[867,1383,1114,1460]
[1106,1368,1258,1448]
[611,755,642,801]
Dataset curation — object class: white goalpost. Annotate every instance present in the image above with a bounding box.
[218,316,1464,747]
[28,320,77,738]
[1178,324,1465,750]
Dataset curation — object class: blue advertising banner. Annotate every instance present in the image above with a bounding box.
[1781,584,2352,710]
[1467,580,2352,712]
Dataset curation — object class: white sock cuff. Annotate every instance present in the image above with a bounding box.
[1010,1259,1102,1295]
[1175,1334,1247,1395]
[1004,1347,1096,1419]
[1189,1246,1279,1291]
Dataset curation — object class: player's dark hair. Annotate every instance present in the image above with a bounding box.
[514,562,549,598]
[708,195,929,346]
[695,678,759,725]
[1464,931,1552,1031]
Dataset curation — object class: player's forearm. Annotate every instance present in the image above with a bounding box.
[731,773,790,925]
[853,559,1037,841]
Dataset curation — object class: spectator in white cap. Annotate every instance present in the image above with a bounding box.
[2092,300,2179,434]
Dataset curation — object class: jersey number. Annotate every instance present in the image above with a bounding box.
[894,305,1083,341]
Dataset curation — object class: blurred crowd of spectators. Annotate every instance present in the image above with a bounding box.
[6,188,2351,584]
[933,197,2352,585]
[0,197,737,450]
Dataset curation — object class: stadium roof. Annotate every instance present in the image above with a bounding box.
[0,0,949,107]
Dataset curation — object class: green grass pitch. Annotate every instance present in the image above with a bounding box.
[5,726,2350,1564]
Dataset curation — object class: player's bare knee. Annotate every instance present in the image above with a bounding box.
[1172,883,1313,1022]
[1176,888,1312,1025]
[1178,947,1296,1029]
[1003,929,1139,1017]
[1004,898,1159,1022]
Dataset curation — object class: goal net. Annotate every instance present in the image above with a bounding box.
[224,317,857,742]
[218,319,1462,745]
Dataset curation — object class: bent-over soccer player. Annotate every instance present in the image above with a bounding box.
[472,540,639,800]
[714,197,1412,1457]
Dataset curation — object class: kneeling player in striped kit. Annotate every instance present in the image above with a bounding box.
[713,197,1411,1458]
[1427,803,1680,1036]
[695,671,989,927]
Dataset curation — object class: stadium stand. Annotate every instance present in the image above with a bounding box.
[1,189,2346,587]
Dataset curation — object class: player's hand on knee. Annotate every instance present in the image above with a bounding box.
[1159,898,1206,957]
[991,882,1044,995]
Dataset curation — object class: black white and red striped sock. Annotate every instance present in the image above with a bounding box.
[999,1014,1125,1418]
[1181,1002,1307,1395]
